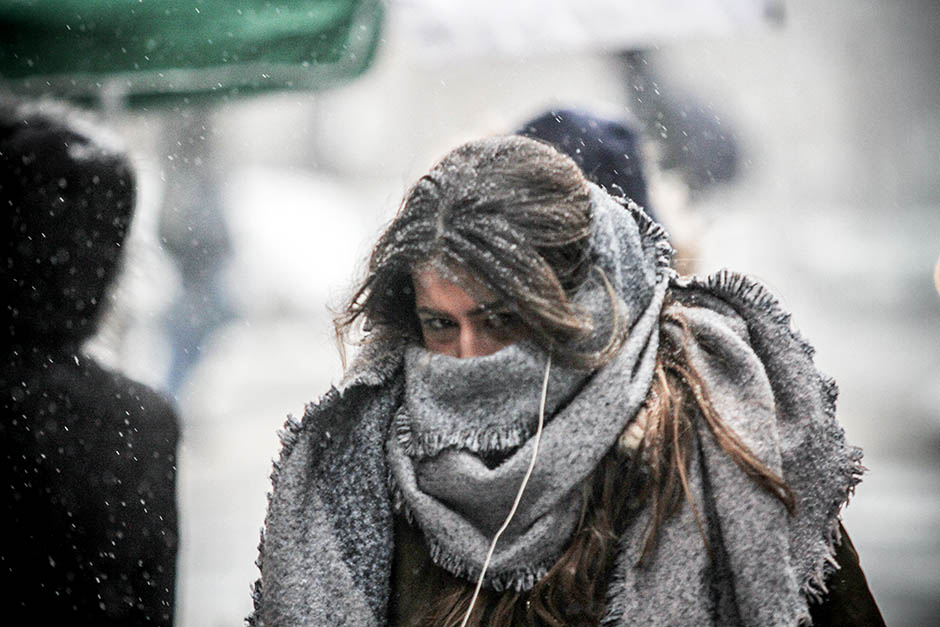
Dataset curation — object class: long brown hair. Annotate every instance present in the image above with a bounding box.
[335,136,795,625]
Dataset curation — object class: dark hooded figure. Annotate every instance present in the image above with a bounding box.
[516,108,654,221]
[1,99,179,625]
[516,108,708,276]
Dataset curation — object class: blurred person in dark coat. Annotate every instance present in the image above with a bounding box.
[517,107,654,217]
[1,98,179,625]
[516,107,702,275]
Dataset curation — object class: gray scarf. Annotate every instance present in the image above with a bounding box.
[249,185,863,626]
[387,291,662,591]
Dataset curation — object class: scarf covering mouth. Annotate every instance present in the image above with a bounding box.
[387,278,664,591]
[250,183,864,626]
[385,183,671,590]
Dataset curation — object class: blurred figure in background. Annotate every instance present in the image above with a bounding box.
[1,98,179,625]
[619,50,740,195]
[516,108,654,215]
[517,107,701,274]
[157,107,236,398]
[934,254,940,296]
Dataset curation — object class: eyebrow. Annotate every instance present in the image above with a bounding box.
[416,301,506,318]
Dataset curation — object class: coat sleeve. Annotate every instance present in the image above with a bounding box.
[808,524,886,627]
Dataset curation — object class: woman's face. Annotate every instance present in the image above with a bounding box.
[413,266,526,358]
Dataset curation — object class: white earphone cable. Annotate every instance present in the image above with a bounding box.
[458,353,553,627]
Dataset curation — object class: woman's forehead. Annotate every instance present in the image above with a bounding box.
[413,264,498,308]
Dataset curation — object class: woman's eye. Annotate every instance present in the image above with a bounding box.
[485,312,519,330]
[420,317,455,332]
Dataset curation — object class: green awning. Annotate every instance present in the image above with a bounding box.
[0,0,383,106]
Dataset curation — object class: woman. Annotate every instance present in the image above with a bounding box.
[250,136,883,626]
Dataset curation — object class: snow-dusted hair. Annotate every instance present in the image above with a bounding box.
[337,135,620,366]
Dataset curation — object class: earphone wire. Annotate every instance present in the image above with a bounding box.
[458,353,553,627]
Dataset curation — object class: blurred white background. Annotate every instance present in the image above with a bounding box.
[81,0,939,624]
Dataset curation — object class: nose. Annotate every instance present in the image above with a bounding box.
[457,326,489,358]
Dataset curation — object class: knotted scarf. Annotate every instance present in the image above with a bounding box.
[249,184,864,626]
